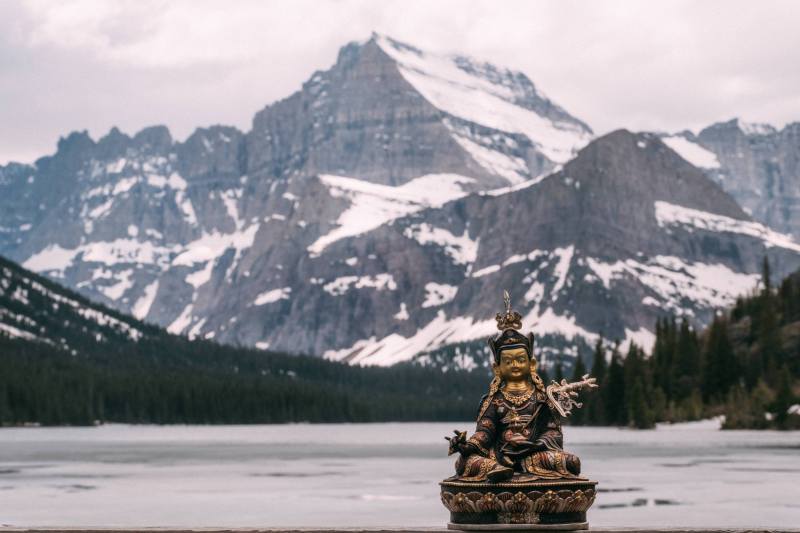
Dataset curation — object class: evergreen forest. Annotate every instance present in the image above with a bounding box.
[566,259,800,430]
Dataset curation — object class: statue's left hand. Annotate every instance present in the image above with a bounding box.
[445,430,468,456]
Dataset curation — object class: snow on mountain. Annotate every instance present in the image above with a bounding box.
[374,34,592,174]
[737,120,777,137]
[660,136,720,169]
[308,173,474,255]
[654,200,800,252]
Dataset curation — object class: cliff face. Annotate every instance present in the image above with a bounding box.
[661,119,800,241]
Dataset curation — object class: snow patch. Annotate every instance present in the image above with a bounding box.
[323,274,397,296]
[585,254,761,312]
[172,226,259,267]
[484,170,556,197]
[168,303,194,334]
[403,223,478,265]
[99,269,134,300]
[471,264,500,278]
[220,189,244,230]
[737,120,776,136]
[661,136,720,169]
[22,244,78,273]
[328,305,599,367]
[654,201,800,252]
[309,173,474,254]
[449,133,527,184]
[185,260,215,289]
[524,307,598,344]
[324,311,497,366]
[422,283,458,308]
[0,322,38,341]
[625,326,657,352]
[394,302,409,321]
[132,280,159,320]
[254,287,291,305]
[106,158,127,174]
[550,246,574,298]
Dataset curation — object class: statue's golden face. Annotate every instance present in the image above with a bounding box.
[498,347,531,382]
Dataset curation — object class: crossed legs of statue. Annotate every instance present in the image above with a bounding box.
[455,450,581,482]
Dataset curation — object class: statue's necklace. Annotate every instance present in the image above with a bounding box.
[502,387,533,406]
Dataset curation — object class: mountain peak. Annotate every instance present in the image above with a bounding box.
[564,129,748,221]
[699,117,778,138]
[368,34,592,166]
[133,125,173,150]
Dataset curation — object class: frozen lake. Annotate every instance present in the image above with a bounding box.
[0,420,798,528]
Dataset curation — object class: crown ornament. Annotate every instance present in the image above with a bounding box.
[495,289,523,331]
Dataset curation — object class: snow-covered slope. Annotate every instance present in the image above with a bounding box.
[308,173,474,254]
[374,34,593,173]
[0,254,149,349]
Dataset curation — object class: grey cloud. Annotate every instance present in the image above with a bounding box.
[1,0,799,163]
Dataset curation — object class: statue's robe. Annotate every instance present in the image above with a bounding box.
[455,389,582,481]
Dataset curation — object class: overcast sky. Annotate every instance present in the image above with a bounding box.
[1,0,798,164]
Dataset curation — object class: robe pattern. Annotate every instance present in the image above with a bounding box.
[455,389,581,481]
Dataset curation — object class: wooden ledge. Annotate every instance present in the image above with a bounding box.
[0,526,800,533]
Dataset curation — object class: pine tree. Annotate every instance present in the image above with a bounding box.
[702,315,738,402]
[604,342,626,426]
[652,317,676,400]
[538,365,551,385]
[772,366,795,430]
[586,337,607,425]
[628,381,655,429]
[590,337,607,382]
[741,256,779,387]
[780,274,800,325]
[571,355,587,381]
[674,318,701,398]
[554,359,564,383]
[623,343,656,428]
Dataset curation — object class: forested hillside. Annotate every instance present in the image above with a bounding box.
[0,254,487,425]
[0,335,489,425]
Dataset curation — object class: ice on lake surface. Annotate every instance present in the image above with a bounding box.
[0,419,798,528]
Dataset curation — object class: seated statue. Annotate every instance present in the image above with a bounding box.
[446,291,594,483]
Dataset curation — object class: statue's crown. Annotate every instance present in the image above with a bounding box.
[487,290,533,362]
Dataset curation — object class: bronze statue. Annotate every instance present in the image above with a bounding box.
[440,291,599,529]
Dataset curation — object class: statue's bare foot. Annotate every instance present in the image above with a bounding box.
[486,464,514,482]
